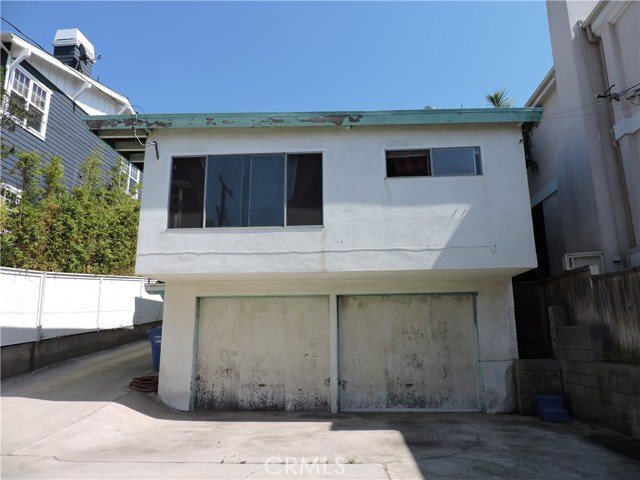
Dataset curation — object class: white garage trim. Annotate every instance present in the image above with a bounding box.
[329,294,339,413]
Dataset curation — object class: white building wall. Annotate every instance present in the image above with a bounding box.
[590,1,640,256]
[137,124,535,279]
[526,0,638,274]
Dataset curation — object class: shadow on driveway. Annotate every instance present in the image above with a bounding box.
[2,341,639,479]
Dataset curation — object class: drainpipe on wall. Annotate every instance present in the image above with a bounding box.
[579,14,637,262]
[584,24,599,44]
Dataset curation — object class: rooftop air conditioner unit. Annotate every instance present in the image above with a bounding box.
[563,251,604,275]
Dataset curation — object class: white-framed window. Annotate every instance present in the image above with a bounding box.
[0,182,22,206]
[7,67,51,139]
[121,160,141,198]
[386,147,482,178]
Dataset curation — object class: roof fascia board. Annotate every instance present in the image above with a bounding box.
[1,32,134,113]
[585,0,631,33]
[525,69,556,107]
[86,108,543,131]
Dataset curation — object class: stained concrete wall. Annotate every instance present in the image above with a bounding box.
[1,321,161,378]
[157,274,519,414]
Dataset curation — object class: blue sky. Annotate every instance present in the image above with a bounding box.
[2,1,552,114]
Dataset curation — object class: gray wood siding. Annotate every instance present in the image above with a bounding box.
[1,60,125,192]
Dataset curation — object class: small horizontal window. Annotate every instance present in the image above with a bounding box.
[432,147,482,176]
[386,147,481,177]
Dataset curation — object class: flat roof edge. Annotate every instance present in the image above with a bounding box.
[85,108,543,131]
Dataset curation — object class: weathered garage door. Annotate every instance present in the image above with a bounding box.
[196,296,330,411]
[338,294,479,411]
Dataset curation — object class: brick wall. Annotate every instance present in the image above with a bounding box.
[558,325,640,439]
[514,322,640,440]
[514,359,563,414]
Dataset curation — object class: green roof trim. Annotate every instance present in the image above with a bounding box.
[85,108,542,131]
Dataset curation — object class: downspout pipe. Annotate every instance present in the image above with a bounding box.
[581,0,608,43]
[579,1,638,256]
[584,23,600,44]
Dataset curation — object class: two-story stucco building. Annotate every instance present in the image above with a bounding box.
[88,108,542,413]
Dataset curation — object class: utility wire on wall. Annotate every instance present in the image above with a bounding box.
[131,105,159,160]
[597,82,640,102]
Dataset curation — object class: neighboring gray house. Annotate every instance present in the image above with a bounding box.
[525,0,639,276]
[1,29,141,201]
[88,107,542,414]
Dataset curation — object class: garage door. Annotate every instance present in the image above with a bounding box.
[338,294,479,411]
[195,296,330,411]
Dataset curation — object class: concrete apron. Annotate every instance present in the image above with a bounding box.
[2,341,639,480]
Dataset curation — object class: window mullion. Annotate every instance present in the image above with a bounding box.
[428,148,433,176]
[283,154,288,227]
[202,156,209,228]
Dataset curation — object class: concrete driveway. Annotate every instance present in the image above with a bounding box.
[2,341,639,479]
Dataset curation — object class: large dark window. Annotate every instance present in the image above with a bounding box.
[205,154,285,227]
[287,153,323,226]
[168,157,205,228]
[386,147,482,178]
[169,153,322,229]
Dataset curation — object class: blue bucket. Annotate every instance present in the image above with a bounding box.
[147,327,162,371]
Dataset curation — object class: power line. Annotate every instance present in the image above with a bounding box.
[0,17,48,53]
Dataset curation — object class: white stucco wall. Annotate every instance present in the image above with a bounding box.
[136,123,535,279]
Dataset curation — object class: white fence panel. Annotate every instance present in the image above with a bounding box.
[98,278,145,330]
[41,275,102,339]
[0,267,163,347]
[0,270,42,345]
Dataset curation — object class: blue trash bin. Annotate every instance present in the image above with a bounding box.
[147,327,162,371]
